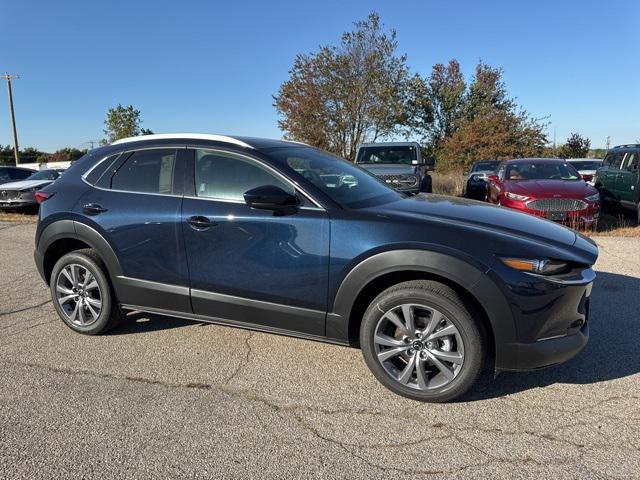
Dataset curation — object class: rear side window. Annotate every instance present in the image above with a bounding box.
[111,149,176,194]
[623,152,639,172]
[85,154,120,185]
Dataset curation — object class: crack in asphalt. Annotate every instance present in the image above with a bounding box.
[224,332,254,385]
[0,299,51,318]
[2,359,636,477]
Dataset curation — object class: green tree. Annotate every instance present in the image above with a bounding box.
[102,104,143,144]
[274,12,420,161]
[465,62,512,119]
[427,59,466,146]
[140,128,154,135]
[558,132,591,158]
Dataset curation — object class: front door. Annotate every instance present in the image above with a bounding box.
[181,148,330,335]
[616,151,639,206]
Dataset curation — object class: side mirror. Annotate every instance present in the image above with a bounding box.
[422,156,436,171]
[243,185,299,210]
[487,175,499,183]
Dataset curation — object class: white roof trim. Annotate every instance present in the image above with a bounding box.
[111,133,253,149]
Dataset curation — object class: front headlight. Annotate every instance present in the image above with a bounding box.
[500,257,569,275]
[471,174,485,182]
[505,191,529,201]
[585,192,600,202]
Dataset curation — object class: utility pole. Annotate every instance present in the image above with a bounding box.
[2,74,20,165]
[605,136,611,151]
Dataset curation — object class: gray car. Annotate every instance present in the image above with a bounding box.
[355,142,434,194]
[0,169,64,210]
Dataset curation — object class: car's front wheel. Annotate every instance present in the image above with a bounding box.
[360,280,485,402]
[50,249,122,335]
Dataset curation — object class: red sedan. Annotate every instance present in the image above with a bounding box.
[487,158,600,226]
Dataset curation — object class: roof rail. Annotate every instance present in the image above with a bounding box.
[612,144,640,149]
[111,133,253,149]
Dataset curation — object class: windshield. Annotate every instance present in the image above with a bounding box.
[268,146,403,209]
[506,162,581,181]
[28,170,61,181]
[472,161,499,172]
[568,160,601,170]
[356,145,418,165]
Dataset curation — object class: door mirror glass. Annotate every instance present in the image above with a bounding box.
[244,185,299,210]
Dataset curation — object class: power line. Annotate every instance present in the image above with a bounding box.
[2,74,20,165]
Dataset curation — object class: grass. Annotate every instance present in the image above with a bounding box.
[0,211,38,222]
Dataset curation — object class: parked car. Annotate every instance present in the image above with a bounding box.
[0,166,35,185]
[355,142,433,194]
[34,134,597,402]
[594,144,640,223]
[0,169,64,211]
[566,158,603,185]
[462,160,500,200]
[487,158,600,226]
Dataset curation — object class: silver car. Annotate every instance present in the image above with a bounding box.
[0,169,64,210]
[566,158,603,186]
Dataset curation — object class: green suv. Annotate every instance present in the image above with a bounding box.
[595,144,640,223]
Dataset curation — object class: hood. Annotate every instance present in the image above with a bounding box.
[507,179,596,198]
[358,164,417,176]
[0,179,53,190]
[373,194,578,247]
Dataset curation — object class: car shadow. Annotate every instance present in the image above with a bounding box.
[463,270,640,401]
[108,311,206,335]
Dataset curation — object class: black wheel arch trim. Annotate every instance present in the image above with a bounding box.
[36,219,123,283]
[327,249,516,368]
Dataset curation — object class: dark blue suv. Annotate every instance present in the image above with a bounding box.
[34,134,597,402]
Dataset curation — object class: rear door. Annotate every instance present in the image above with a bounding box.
[76,147,191,313]
[616,151,639,206]
[181,148,330,335]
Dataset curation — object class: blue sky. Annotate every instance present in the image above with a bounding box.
[1,0,638,152]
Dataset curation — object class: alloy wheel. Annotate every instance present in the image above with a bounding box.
[373,303,464,390]
[55,263,102,326]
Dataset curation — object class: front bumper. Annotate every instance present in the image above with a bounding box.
[492,262,594,372]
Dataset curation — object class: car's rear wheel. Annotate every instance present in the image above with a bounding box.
[50,250,121,334]
[360,280,485,402]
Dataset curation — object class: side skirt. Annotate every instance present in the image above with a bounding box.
[119,304,352,348]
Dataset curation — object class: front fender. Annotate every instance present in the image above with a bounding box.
[326,249,516,369]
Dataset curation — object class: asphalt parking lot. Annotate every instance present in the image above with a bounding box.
[0,221,638,479]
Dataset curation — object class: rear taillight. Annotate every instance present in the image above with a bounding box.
[35,191,54,204]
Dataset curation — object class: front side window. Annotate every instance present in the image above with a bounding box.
[195,149,293,201]
[268,146,402,209]
[604,152,624,169]
[111,149,176,194]
[496,164,506,181]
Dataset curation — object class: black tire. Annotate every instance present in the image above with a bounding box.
[50,249,122,335]
[360,280,485,402]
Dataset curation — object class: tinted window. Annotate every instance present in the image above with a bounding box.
[623,152,639,172]
[85,154,120,185]
[604,152,624,169]
[195,149,293,201]
[357,145,418,165]
[270,146,403,209]
[111,149,176,194]
[27,170,61,181]
[0,169,10,182]
[10,169,33,180]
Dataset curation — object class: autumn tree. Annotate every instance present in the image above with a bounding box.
[558,132,590,158]
[274,13,426,161]
[102,104,144,144]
